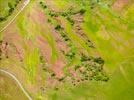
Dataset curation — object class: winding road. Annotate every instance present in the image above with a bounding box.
[0,69,32,100]
[0,0,30,33]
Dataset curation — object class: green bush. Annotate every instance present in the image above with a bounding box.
[0,17,6,22]
[79,8,86,15]
[8,8,14,15]
[66,17,74,26]
[94,57,104,65]
[40,1,47,9]
[55,24,63,31]
[8,2,13,8]
[47,19,52,23]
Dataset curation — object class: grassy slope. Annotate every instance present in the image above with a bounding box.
[45,0,134,100]
[0,0,134,100]
[0,0,24,30]
[0,72,28,100]
[46,60,134,100]
[83,1,134,72]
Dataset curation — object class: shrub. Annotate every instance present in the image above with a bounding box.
[61,34,66,37]
[55,24,63,31]
[74,65,81,70]
[64,38,69,41]
[94,57,104,65]
[0,17,6,22]
[8,2,13,8]
[80,54,91,62]
[66,51,75,60]
[43,5,47,9]
[47,19,51,23]
[79,8,86,14]
[40,1,47,9]
[66,17,74,25]
[8,8,14,15]
[60,12,68,17]
[15,0,21,4]
[39,1,43,5]
[14,4,17,7]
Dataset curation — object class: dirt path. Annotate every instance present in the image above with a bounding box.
[0,69,32,100]
[0,0,30,33]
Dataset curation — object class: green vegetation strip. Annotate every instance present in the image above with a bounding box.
[24,45,40,83]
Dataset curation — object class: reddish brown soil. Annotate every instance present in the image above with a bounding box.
[37,36,52,63]
[112,0,129,11]
[35,6,69,78]
[51,59,65,78]
[73,13,86,37]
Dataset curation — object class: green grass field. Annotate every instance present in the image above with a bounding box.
[0,72,28,100]
[0,0,134,99]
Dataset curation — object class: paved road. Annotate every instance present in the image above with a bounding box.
[0,69,32,100]
[0,0,30,33]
